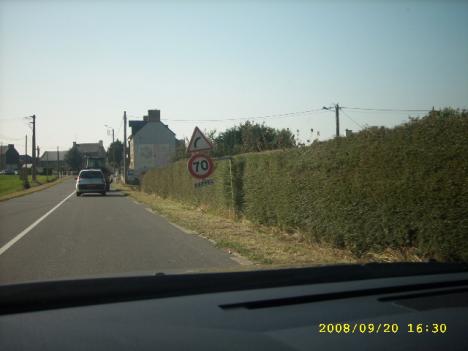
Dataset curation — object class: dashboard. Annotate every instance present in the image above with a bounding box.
[1,263,467,350]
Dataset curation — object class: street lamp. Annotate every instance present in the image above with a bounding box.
[104,124,116,172]
[104,124,115,143]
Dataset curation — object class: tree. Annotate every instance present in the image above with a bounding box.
[107,140,123,168]
[211,121,296,157]
[65,145,83,171]
[173,139,188,161]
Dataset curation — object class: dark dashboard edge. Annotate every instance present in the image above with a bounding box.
[1,262,467,315]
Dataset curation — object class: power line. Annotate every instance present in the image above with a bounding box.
[0,134,24,141]
[341,106,432,112]
[341,109,365,130]
[161,108,325,123]
[0,116,31,121]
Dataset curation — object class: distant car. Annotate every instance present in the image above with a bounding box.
[0,169,15,175]
[75,169,107,196]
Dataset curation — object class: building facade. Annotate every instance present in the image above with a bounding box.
[128,109,177,180]
[0,144,20,170]
[39,151,68,174]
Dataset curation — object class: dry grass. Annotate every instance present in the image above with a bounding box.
[116,183,424,267]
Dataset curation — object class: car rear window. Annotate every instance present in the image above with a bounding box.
[79,171,103,179]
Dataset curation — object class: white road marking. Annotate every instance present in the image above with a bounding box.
[0,191,75,256]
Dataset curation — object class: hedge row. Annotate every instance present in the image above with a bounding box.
[141,109,468,261]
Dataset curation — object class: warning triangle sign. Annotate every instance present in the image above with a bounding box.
[187,126,213,153]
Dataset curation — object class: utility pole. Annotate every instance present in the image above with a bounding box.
[46,150,49,181]
[57,146,60,178]
[36,145,40,179]
[23,135,28,181]
[335,103,340,137]
[31,115,36,181]
[322,104,340,138]
[123,111,127,183]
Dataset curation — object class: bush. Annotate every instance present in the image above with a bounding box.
[141,109,468,261]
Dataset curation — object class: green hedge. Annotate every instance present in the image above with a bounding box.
[141,156,234,217]
[142,109,468,261]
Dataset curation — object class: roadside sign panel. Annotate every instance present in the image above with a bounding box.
[187,127,213,153]
[188,154,214,179]
[194,178,214,188]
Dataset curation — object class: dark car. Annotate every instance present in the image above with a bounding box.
[75,169,107,196]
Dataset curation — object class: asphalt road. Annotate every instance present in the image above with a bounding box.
[0,178,237,285]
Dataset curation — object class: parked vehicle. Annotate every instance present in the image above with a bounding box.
[75,169,107,196]
[0,169,15,175]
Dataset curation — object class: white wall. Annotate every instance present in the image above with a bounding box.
[131,122,176,176]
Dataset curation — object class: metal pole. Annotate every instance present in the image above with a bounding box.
[46,151,49,181]
[36,146,40,178]
[57,146,60,178]
[335,104,340,137]
[228,158,235,218]
[32,115,36,181]
[123,111,127,183]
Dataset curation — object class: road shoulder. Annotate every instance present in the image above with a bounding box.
[114,183,363,267]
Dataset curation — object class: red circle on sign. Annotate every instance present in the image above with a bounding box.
[188,154,214,179]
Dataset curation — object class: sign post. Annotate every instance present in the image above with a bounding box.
[187,127,214,188]
[187,126,213,153]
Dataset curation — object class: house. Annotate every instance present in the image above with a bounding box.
[74,141,106,159]
[128,109,178,179]
[0,144,20,170]
[39,151,68,174]
[0,145,6,170]
[73,141,107,168]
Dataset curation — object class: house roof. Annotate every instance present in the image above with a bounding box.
[128,120,176,137]
[129,121,147,136]
[40,151,68,162]
[1,144,18,156]
[162,123,176,135]
[75,143,106,156]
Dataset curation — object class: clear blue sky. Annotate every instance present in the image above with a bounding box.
[1,0,467,153]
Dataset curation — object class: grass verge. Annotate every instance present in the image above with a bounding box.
[0,175,69,202]
[115,183,423,267]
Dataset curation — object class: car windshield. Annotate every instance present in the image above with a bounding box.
[79,171,103,179]
[0,0,466,287]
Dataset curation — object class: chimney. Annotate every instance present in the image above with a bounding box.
[99,140,103,146]
[147,109,160,122]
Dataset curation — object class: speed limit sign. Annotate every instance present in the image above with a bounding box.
[188,154,214,179]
